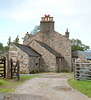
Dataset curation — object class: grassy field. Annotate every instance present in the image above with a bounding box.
[68,77,91,97]
[0,75,39,93]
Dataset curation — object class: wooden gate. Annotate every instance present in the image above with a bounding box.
[74,63,91,80]
[0,58,6,78]
[10,59,20,80]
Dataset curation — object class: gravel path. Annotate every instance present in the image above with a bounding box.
[3,73,91,100]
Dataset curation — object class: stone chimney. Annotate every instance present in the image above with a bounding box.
[25,32,30,39]
[65,28,69,39]
[40,14,55,33]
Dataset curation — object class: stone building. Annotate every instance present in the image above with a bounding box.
[72,51,91,63]
[9,43,41,74]
[9,15,72,73]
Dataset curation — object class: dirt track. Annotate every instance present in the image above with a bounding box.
[3,73,91,100]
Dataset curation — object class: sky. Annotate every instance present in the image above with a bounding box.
[0,0,91,49]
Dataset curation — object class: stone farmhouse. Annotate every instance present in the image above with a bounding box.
[9,15,72,73]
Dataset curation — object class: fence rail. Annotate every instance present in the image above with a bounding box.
[74,63,91,80]
[0,58,6,78]
[10,59,20,80]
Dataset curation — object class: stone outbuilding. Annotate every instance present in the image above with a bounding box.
[9,43,41,73]
[9,15,72,73]
[72,51,91,63]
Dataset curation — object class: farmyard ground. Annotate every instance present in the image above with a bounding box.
[2,73,91,100]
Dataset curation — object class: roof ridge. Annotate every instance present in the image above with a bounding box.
[13,43,41,57]
[36,40,63,57]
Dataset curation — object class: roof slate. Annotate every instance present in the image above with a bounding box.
[72,51,78,58]
[36,41,62,57]
[13,43,40,57]
[78,51,91,60]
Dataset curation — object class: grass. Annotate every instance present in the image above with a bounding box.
[0,74,39,93]
[59,73,73,77]
[0,79,10,85]
[20,75,39,80]
[0,88,14,93]
[68,77,91,97]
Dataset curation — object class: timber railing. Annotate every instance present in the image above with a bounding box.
[10,59,20,80]
[0,58,6,78]
[74,63,91,80]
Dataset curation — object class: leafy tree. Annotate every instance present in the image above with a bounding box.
[13,35,19,44]
[0,43,3,49]
[72,39,90,51]
[0,43,9,54]
[30,25,40,36]
[3,46,9,53]
[0,43,3,53]
[7,37,11,46]
[22,25,40,40]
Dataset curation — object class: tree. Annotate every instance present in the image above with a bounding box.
[0,42,9,54]
[7,37,11,46]
[13,35,19,44]
[30,25,40,36]
[3,46,9,53]
[0,43,3,49]
[0,43,3,53]
[22,25,40,40]
[71,38,90,51]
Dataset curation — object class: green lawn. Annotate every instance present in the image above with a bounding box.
[0,75,39,93]
[68,77,91,97]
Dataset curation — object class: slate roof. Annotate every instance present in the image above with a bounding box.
[78,51,91,60]
[13,43,41,57]
[36,41,62,57]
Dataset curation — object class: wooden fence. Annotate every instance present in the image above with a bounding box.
[0,58,6,78]
[74,63,91,80]
[10,59,20,80]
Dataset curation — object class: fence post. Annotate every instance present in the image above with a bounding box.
[17,60,20,81]
[4,57,6,78]
[11,59,13,79]
[76,64,80,80]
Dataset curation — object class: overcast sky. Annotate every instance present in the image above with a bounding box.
[0,0,91,48]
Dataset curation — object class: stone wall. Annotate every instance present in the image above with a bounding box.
[9,44,29,74]
[23,15,72,72]
[23,32,43,45]
[28,56,41,73]
[49,32,72,71]
[78,53,87,62]
[24,31,72,72]
[29,40,57,72]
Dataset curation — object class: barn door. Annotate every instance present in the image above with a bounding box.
[56,57,64,72]
[56,57,61,72]
[0,58,6,78]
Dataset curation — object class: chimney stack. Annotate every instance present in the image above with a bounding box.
[40,14,55,33]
